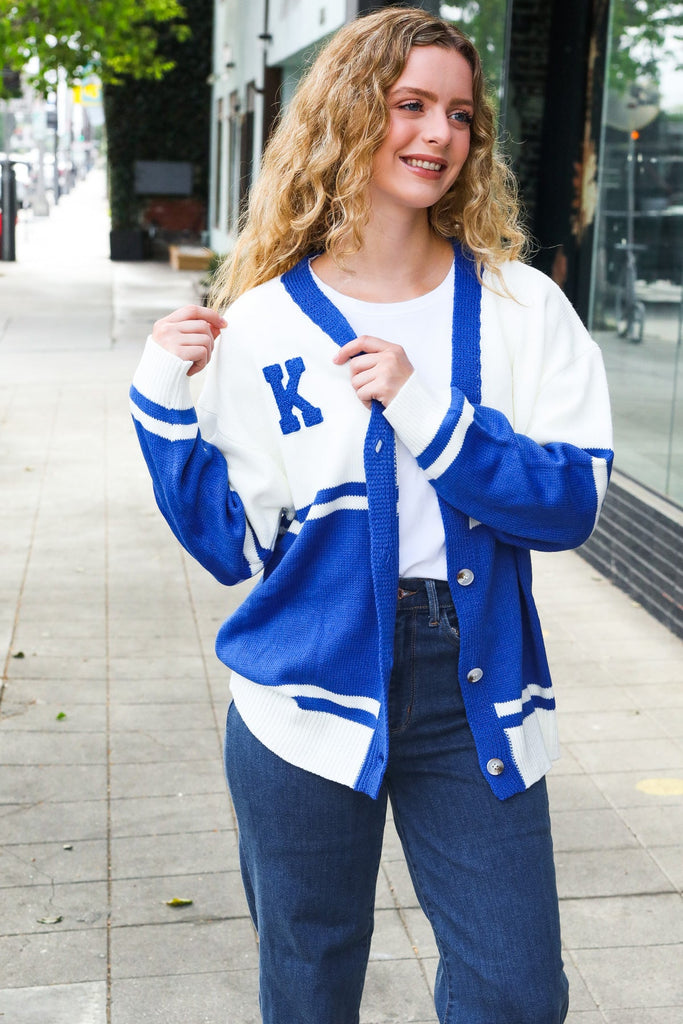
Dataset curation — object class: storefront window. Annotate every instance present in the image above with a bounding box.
[441,2,510,101]
[591,1,683,504]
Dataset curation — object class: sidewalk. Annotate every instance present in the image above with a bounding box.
[1,172,682,1024]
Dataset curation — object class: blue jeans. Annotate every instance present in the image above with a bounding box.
[225,578,568,1024]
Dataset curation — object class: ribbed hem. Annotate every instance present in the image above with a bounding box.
[131,337,195,411]
[230,672,376,793]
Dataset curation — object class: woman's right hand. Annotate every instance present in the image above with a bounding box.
[152,305,227,377]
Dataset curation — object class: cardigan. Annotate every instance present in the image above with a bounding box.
[129,244,613,800]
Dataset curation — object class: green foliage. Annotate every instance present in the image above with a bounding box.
[0,0,190,97]
[609,0,683,92]
[441,0,509,98]
[104,0,212,230]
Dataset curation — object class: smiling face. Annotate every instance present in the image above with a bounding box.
[369,45,474,220]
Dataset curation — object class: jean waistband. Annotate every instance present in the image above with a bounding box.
[397,577,454,622]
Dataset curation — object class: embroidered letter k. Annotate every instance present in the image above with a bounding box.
[262,358,324,435]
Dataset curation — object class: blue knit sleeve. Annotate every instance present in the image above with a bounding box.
[129,339,286,584]
[384,347,613,552]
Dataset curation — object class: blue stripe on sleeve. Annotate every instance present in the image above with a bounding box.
[130,386,198,425]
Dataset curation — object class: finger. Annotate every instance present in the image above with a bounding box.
[346,354,378,376]
[160,305,227,331]
[333,335,390,364]
[348,368,378,392]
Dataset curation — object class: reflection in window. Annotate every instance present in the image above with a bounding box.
[441,2,509,102]
[592,0,683,503]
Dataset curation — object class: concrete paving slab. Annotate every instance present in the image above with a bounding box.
[401,906,439,960]
[551,807,641,851]
[554,848,675,899]
[369,908,426,960]
[110,971,260,1024]
[360,957,438,1022]
[381,858,419,910]
[560,893,683,948]
[110,829,236,881]
[0,730,108,765]
[6,654,108,682]
[553,681,639,712]
[1,312,113,350]
[626,683,683,707]
[558,709,670,743]
[0,701,107,730]
[591,769,683,808]
[110,918,258,980]
[108,655,208,681]
[0,927,108,987]
[108,727,221,765]
[109,674,219,705]
[1,880,109,935]
[547,773,611,811]
[0,764,108,803]
[110,870,249,927]
[570,945,683,1010]
[0,839,107,888]
[603,1009,683,1023]
[649,846,683,890]
[109,701,219,733]
[566,738,683,774]
[1,677,107,706]
[562,958,602,1013]
[110,758,226,799]
[0,798,107,845]
[109,792,233,839]
[0,981,107,1024]
[616,804,683,847]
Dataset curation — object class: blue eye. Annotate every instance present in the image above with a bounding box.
[399,100,423,112]
[450,110,473,125]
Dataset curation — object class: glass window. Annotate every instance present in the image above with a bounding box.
[441,2,510,102]
[591,1,683,504]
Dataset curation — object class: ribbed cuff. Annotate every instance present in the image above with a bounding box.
[131,336,195,411]
[382,372,451,458]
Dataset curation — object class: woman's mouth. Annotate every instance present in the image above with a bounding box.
[401,157,447,173]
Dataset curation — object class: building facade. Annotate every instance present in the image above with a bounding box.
[209,0,683,636]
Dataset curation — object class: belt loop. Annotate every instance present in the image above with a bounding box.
[425,579,439,627]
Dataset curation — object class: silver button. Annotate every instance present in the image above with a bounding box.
[466,667,483,683]
[456,568,474,586]
[487,758,505,776]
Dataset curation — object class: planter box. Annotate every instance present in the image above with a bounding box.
[110,229,147,261]
[169,244,211,271]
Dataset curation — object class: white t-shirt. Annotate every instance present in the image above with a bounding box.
[311,261,453,580]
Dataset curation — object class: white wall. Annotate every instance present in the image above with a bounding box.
[267,0,347,66]
[209,0,349,254]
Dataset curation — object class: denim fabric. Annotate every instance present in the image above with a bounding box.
[224,578,568,1024]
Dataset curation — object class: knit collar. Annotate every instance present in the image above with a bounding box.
[281,239,482,404]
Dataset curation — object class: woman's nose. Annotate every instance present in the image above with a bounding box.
[423,109,451,146]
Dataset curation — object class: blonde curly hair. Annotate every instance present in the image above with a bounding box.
[210,5,527,309]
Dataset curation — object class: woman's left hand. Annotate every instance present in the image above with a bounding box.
[334,335,414,409]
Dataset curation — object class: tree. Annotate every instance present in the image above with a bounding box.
[441,0,509,98]
[0,0,190,97]
[609,0,683,93]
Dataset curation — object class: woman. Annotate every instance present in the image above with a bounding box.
[130,7,613,1022]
